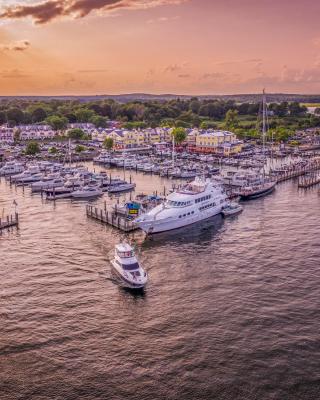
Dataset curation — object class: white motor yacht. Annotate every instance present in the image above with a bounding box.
[31,177,64,192]
[72,186,103,199]
[16,172,43,185]
[136,177,227,234]
[108,182,136,193]
[0,161,24,176]
[110,243,147,290]
[45,186,73,200]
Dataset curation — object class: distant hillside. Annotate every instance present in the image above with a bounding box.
[1,93,320,103]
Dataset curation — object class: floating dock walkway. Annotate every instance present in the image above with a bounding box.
[275,158,320,183]
[0,213,19,231]
[86,205,138,232]
[298,173,320,188]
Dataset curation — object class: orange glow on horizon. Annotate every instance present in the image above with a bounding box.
[0,0,320,95]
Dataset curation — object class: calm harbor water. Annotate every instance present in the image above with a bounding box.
[1,165,320,400]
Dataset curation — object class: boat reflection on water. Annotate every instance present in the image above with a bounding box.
[142,214,225,249]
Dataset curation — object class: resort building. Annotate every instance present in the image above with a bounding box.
[189,130,243,155]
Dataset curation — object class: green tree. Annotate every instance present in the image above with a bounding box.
[25,141,40,155]
[75,144,86,153]
[90,115,107,128]
[189,99,200,114]
[171,127,187,144]
[14,129,21,143]
[6,108,24,125]
[0,111,6,125]
[49,146,58,154]
[225,109,239,130]
[200,120,218,129]
[103,137,114,150]
[68,128,86,140]
[45,115,68,131]
[288,102,307,116]
[74,108,95,123]
[31,107,47,123]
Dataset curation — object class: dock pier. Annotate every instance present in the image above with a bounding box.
[0,213,19,231]
[298,173,320,188]
[86,205,138,232]
[275,158,320,183]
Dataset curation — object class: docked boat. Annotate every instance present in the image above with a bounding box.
[16,172,43,185]
[45,187,73,200]
[72,186,103,199]
[0,161,24,176]
[222,170,264,187]
[108,182,136,193]
[31,176,64,192]
[222,203,243,217]
[136,177,227,234]
[110,243,147,290]
[237,180,276,200]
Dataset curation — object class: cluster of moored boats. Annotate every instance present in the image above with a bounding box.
[0,160,135,199]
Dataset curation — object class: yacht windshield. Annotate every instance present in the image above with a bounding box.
[122,262,140,271]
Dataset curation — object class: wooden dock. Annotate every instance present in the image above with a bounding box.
[0,213,19,231]
[298,173,320,188]
[86,205,138,232]
[275,158,320,183]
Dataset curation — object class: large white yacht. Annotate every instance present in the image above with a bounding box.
[136,177,227,234]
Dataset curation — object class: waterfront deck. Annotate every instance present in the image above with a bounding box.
[86,205,138,232]
[298,173,320,188]
[0,213,19,231]
[275,158,320,183]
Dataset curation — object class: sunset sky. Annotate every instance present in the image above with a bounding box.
[0,0,320,95]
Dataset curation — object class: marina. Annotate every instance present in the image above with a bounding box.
[298,172,320,188]
[1,163,320,400]
[2,0,320,397]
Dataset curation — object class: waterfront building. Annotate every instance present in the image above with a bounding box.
[189,130,243,154]
[16,124,56,140]
[0,125,15,143]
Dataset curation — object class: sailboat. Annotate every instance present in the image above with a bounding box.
[238,90,276,200]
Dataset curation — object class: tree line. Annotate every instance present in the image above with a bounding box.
[0,98,319,142]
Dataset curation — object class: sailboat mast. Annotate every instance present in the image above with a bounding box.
[262,89,266,157]
[172,134,175,168]
[68,138,72,165]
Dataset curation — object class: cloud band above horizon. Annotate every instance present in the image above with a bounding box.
[0,0,187,24]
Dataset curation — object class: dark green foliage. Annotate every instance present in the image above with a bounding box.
[25,141,40,155]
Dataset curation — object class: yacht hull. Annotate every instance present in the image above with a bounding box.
[137,206,223,234]
[240,184,276,200]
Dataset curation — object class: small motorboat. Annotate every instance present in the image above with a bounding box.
[222,203,243,217]
[45,186,73,200]
[110,243,147,290]
[108,183,136,193]
[72,186,103,199]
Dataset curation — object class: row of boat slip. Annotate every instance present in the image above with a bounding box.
[0,160,137,199]
[93,152,266,172]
